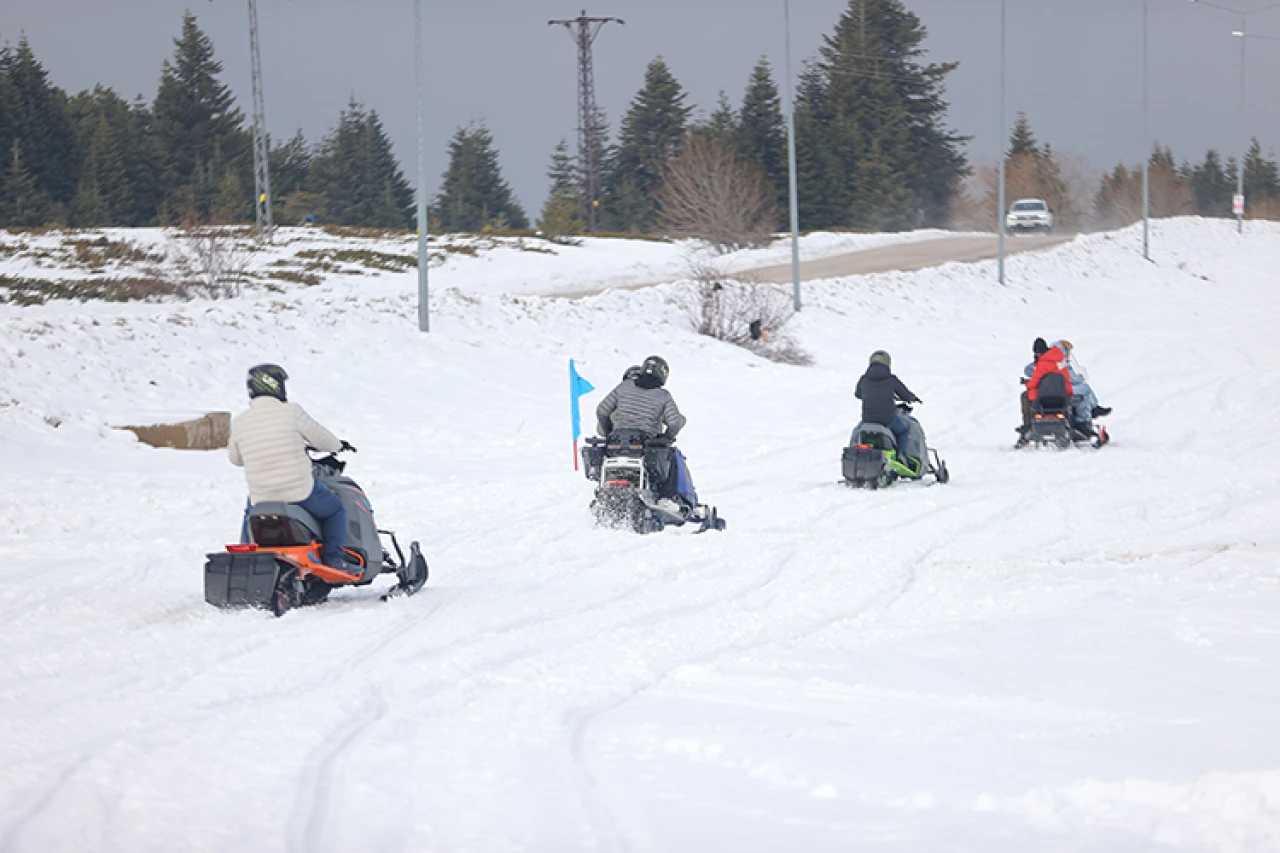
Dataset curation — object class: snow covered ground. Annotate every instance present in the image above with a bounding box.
[1,218,1278,852]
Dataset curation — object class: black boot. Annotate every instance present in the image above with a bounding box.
[1091,406,1111,418]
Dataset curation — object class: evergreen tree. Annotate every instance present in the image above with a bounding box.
[602,56,692,232]
[1244,137,1280,204]
[270,131,312,198]
[1,139,51,226]
[695,92,739,146]
[0,45,15,179]
[0,36,77,223]
[213,165,248,223]
[152,11,249,222]
[269,130,317,225]
[67,86,152,226]
[546,138,580,199]
[1150,143,1176,171]
[538,138,584,238]
[1189,149,1232,217]
[308,99,414,228]
[70,106,128,226]
[582,105,611,228]
[794,63,848,228]
[1007,111,1039,158]
[431,121,528,232]
[735,58,787,210]
[794,0,966,229]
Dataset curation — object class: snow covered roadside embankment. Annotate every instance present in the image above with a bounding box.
[0,224,959,304]
[1,217,1278,852]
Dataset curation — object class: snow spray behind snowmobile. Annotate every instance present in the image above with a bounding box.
[205,449,428,616]
[581,431,725,534]
[842,404,950,488]
[1016,372,1109,450]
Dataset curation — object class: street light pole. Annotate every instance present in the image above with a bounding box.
[1239,13,1246,234]
[1189,0,1280,235]
[415,0,429,332]
[998,0,1007,285]
[784,0,802,312]
[1143,0,1150,259]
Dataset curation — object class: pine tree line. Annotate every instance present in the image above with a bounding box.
[0,13,412,230]
[519,0,969,238]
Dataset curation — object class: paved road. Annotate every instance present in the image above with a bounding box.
[746,233,1072,283]
[553,233,1072,298]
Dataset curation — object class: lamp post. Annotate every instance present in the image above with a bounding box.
[784,0,802,312]
[415,0,430,332]
[998,0,1007,285]
[1189,0,1280,234]
[1143,0,1150,260]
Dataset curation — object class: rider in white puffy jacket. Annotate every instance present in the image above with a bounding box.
[228,364,352,569]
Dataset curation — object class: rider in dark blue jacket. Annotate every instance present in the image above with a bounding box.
[855,350,921,461]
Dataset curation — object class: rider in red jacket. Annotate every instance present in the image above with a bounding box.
[1026,342,1073,402]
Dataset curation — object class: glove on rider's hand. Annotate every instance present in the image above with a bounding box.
[340,440,357,453]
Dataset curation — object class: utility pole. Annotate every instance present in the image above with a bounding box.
[998,0,1007,285]
[785,0,801,311]
[1142,0,1151,260]
[247,0,273,242]
[549,10,624,233]
[416,0,429,332]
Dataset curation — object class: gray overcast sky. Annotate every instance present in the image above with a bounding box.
[5,1,1280,216]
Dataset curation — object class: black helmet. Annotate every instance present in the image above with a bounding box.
[1033,337,1048,356]
[623,364,642,381]
[640,355,669,387]
[247,363,288,401]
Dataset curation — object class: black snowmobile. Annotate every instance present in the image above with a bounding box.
[205,449,428,616]
[1016,373,1109,450]
[842,404,950,488]
[581,431,725,534]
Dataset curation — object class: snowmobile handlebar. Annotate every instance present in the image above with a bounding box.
[304,442,356,455]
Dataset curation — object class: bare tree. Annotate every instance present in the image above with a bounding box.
[678,253,811,365]
[657,135,779,253]
[164,223,254,298]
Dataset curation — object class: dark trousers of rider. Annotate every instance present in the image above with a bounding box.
[240,480,348,566]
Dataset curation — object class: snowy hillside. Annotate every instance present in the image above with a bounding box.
[2,219,1278,852]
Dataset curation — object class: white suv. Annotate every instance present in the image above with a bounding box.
[1006,198,1054,234]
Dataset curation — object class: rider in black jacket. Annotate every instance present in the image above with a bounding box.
[855,350,921,462]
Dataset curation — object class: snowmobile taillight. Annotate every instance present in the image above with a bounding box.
[605,479,631,487]
[226,544,258,553]
[856,444,871,450]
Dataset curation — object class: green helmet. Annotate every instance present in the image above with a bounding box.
[869,350,892,369]
[247,363,288,401]
[641,355,670,387]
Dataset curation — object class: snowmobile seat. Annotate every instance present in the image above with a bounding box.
[248,501,321,547]
[851,422,897,451]
[605,430,649,458]
[1033,372,1070,414]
